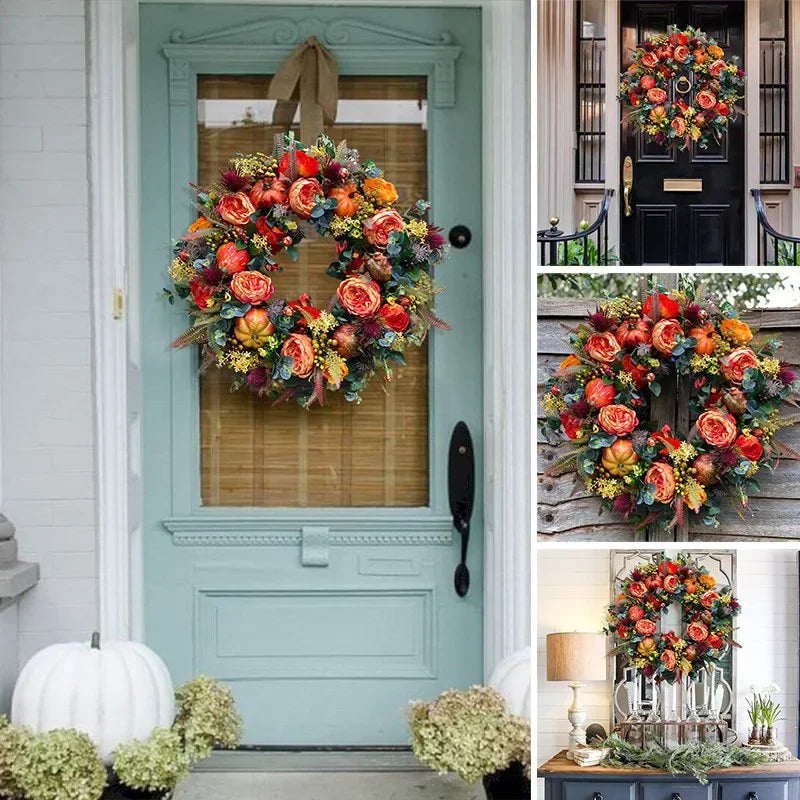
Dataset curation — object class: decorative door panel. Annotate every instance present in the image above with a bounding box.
[139,5,483,745]
[620,0,745,266]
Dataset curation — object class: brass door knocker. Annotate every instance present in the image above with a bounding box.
[675,75,692,95]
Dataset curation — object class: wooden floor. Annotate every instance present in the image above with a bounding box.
[173,771,481,799]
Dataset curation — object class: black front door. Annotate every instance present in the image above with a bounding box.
[620,0,745,266]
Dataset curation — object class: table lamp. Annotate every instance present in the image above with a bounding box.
[546,632,607,759]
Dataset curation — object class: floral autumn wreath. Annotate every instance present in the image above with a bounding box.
[605,553,740,684]
[166,134,450,408]
[619,25,745,150]
[541,288,800,530]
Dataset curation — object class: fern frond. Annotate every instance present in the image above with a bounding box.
[544,449,579,477]
[417,306,452,331]
[772,437,800,461]
[171,324,211,350]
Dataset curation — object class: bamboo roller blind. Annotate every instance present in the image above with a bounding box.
[197,75,430,507]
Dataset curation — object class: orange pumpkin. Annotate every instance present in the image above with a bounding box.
[693,50,707,64]
[327,182,359,217]
[601,439,639,476]
[615,318,651,349]
[688,323,717,355]
[250,178,288,209]
[234,308,275,349]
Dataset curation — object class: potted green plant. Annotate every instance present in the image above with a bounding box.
[409,686,531,799]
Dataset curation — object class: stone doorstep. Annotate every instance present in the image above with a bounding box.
[173,771,481,800]
[0,560,39,602]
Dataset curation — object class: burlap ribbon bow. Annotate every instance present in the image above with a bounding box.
[268,36,338,145]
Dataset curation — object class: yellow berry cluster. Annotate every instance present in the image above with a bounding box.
[169,257,196,285]
[403,219,429,241]
[230,153,277,180]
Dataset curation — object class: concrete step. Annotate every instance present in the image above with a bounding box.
[172,771,482,800]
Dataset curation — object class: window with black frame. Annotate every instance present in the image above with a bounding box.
[760,0,790,184]
[576,0,606,183]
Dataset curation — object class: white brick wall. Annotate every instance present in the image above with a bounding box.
[0,0,97,671]
[537,549,800,781]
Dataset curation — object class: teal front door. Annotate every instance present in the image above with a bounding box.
[139,4,483,745]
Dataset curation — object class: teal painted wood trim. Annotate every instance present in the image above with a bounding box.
[194,587,437,679]
[168,16,455,47]
[163,44,461,107]
[163,512,453,546]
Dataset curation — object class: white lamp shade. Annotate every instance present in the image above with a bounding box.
[546,632,607,682]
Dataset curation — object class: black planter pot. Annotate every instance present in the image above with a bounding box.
[482,761,532,800]
[102,783,173,800]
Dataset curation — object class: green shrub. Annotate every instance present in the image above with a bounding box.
[113,728,190,792]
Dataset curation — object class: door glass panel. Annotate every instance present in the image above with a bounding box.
[196,75,430,508]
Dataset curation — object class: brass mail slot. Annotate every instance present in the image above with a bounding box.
[663,178,703,192]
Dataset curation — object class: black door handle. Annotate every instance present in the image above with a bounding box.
[748,794,758,800]
[448,421,474,597]
[672,794,682,800]
[593,793,603,800]
[448,224,472,249]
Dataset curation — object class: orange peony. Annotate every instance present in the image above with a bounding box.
[640,52,659,69]
[661,649,677,670]
[673,45,689,63]
[663,574,680,593]
[363,208,405,249]
[708,44,724,60]
[629,581,647,598]
[647,87,667,104]
[696,409,738,447]
[280,333,315,378]
[363,177,398,207]
[698,574,716,589]
[337,276,382,317]
[645,462,676,503]
[719,317,752,345]
[598,404,638,436]
[671,116,686,137]
[216,192,255,226]
[651,318,683,355]
[230,271,274,305]
[649,105,668,123]
[635,619,657,636]
[288,178,323,219]
[701,590,720,608]
[585,331,620,364]
[687,622,709,642]
[697,90,717,110]
[709,59,727,77]
[720,346,759,384]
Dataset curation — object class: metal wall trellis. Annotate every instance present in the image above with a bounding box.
[575,1,606,183]
[759,0,790,184]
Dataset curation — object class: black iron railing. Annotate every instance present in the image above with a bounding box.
[537,189,615,266]
[752,189,800,265]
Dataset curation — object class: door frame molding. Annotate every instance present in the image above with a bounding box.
[88,0,530,677]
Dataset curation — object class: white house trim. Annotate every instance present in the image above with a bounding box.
[88,0,530,674]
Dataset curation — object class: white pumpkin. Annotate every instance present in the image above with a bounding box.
[489,647,531,721]
[11,632,175,763]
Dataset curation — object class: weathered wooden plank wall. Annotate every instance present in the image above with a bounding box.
[537,298,800,542]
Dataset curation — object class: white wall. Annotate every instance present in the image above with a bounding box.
[537,548,800,774]
[734,548,799,754]
[0,604,19,711]
[0,0,97,665]
[537,549,613,766]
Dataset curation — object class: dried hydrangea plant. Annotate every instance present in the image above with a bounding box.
[0,714,32,800]
[113,728,190,793]
[409,686,531,784]
[12,728,106,800]
[174,674,242,762]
